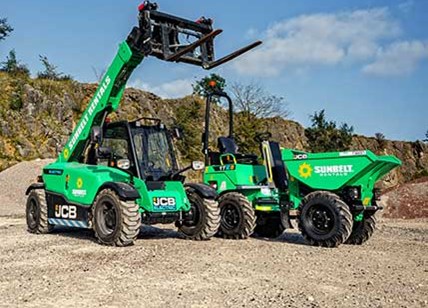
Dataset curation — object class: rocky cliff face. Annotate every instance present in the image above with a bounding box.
[351,136,428,187]
[0,72,426,187]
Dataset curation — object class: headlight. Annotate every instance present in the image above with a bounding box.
[345,187,360,200]
[117,159,131,170]
[192,161,205,171]
[260,187,272,196]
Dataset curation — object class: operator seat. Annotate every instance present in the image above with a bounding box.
[217,136,258,164]
[218,137,239,154]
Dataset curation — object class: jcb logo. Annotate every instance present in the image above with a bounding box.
[55,205,77,219]
[294,154,308,160]
[153,197,176,206]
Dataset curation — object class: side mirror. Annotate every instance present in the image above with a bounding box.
[171,127,183,140]
[91,126,102,144]
[192,161,205,171]
[117,159,131,170]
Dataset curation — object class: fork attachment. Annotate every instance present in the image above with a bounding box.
[136,1,262,69]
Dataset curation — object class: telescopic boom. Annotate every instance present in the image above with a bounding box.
[59,1,262,163]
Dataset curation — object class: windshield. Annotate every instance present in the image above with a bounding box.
[133,127,177,180]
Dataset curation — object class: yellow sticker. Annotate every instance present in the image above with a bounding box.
[298,163,313,179]
[63,148,70,159]
[76,178,83,189]
[255,205,272,212]
[363,197,371,206]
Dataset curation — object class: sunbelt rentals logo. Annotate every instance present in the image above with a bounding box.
[314,165,354,177]
[298,163,355,178]
[64,75,111,159]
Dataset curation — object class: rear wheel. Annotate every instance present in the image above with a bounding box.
[92,189,141,247]
[345,214,377,245]
[179,188,220,240]
[298,191,352,248]
[26,190,53,234]
[218,192,256,240]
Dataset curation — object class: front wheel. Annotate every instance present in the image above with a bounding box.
[179,188,220,240]
[298,191,353,248]
[345,214,377,245]
[26,189,53,234]
[217,192,256,240]
[92,189,141,247]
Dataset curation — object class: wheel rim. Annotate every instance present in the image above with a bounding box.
[27,199,39,229]
[307,204,335,235]
[184,202,202,228]
[98,201,117,235]
[221,203,241,230]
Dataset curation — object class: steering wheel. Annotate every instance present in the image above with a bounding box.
[255,132,272,143]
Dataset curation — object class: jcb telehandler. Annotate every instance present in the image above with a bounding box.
[25,2,261,246]
[202,89,401,247]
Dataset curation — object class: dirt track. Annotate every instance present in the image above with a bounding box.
[0,215,427,308]
[0,161,427,307]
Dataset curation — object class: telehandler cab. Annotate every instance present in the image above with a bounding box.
[202,89,401,247]
[25,1,261,246]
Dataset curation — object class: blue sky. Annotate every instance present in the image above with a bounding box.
[1,0,427,141]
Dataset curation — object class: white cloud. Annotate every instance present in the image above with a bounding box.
[398,1,414,14]
[128,78,193,98]
[363,40,428,76]
[233,7,403,76]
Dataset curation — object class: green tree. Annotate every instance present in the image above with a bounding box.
[37,55,72,81]
[0,18,13,41]
[0,49,30,76]
[424,130,428,143]
[305,110,354,152]
[173,99,203,162]
[375,132,387,150]
[192,73,226,98]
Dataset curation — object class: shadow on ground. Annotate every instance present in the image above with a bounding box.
[253,231,308,246]
[50,224,185,244]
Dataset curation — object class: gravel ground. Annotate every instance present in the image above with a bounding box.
[0,159,54,217]
[382,178,428,219]
[0,161,427,308]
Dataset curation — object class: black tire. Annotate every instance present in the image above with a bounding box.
[298,191,353,248]
[179,188,220,240]
[254,213,286,238]
[26,189,53,234]
[92,189,141,247]
[217,192,256,240]
[345,214,377,245]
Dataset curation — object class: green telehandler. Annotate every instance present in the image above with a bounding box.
[202,89,402,247]
[25,2,261,246]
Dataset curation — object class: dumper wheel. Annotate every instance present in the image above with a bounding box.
[26,189,54,234]
[179,188,220,240]
[92,189,141,247]
[345,214,377,245]
[254,213,286,238]
[298,191,352,248]
[218,192,256,239]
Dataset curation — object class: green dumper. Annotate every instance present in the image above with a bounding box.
[203,90,401,247]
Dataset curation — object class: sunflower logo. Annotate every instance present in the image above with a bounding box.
[76,178,83,189]
[63,148,70,159]
[298,163,313,179]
